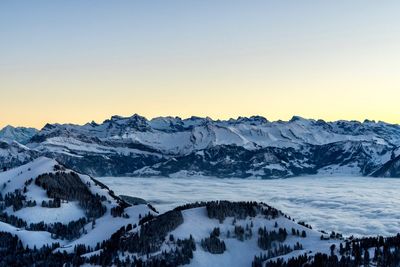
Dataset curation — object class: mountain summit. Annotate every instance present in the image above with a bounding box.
[0,125,37,144]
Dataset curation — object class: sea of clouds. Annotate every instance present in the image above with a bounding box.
[97,176,400,237]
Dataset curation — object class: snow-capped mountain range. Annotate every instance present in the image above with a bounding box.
[1,114,400,178]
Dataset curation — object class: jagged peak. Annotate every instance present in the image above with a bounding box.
[42,123,56,130]
[234,115,269,124]
[185,116,210,121]
[103,113,149,124]
[289,115,309,122]
[127,113,148,122]
[83,120,99,127]
[151,116,182,121]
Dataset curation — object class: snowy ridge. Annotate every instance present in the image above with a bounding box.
[0,157,155,252]
[0,125,37,144]
[0,140,38,171]
[2,114,400,178]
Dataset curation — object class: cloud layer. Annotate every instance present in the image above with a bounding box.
[98,176,400,237]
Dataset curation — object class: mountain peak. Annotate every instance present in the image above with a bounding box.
[289,115,308,122]
[0,125,38,144]
[363,119,376,124]
[235,115,268,125]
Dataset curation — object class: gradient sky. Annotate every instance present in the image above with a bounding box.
[1,1,400,129]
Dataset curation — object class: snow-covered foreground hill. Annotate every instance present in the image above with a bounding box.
[0,157,156,251]
[165,204,337,267]
[1,159,400,266]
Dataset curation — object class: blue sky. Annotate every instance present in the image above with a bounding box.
[1,1,400,127]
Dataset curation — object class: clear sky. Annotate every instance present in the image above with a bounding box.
[1,1,400,129]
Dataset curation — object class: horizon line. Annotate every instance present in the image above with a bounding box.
[1,113,399,130]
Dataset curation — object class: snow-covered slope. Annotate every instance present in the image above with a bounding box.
[372,153,400,178]
[0,157,156,251]
[0,140,38,171]
[163,204,335,267]
[2,114,400,178]
[44,200,400,267]
[1,160,400,266]
[78,201,342,267]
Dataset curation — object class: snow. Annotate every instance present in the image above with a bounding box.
[0,221,63,248]
[0,125,37,144]
[0,157,57,194]
[4,115,400,182]
[25,115,400,158]
[33,136,162,157]
[10,201,85,224]
[58,204,154,253]
[1,156,398,266]
[98,175,400,237]
[122,130,194,155]
[0,157,155,250]
[157,206,337,267]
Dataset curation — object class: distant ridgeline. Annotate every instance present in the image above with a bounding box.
[1,114,400,178]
